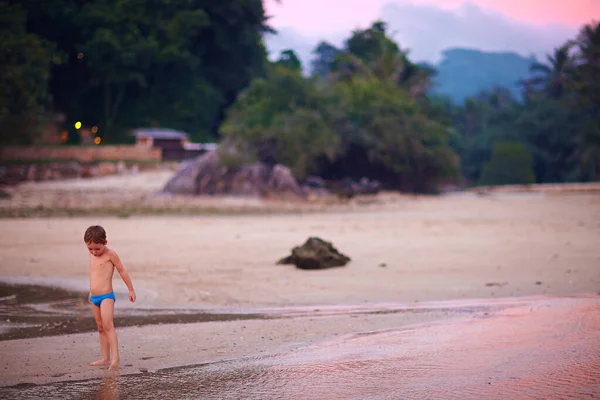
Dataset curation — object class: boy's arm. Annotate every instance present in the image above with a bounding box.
[110,250,136,302]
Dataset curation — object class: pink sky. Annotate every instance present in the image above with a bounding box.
[265,0,599,34]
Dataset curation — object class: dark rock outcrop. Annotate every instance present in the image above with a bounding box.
[277,237,351,270]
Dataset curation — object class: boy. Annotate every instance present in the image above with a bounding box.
[84,225,136,370]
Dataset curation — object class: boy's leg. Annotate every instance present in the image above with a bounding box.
[100,299,120,370]
[89,304,111,366]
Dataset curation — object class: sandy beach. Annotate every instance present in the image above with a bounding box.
[0,172,599,397]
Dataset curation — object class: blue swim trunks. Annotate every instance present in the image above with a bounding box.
[90,292,116,307]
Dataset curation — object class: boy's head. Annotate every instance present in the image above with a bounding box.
[84,225,107,256]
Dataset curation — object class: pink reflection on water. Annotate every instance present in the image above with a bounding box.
[261,295,600,399]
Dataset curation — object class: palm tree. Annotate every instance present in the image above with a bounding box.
[575,20,600,59]
[571,20,600,105]
[527,43,575,98]
[572,21,600,180]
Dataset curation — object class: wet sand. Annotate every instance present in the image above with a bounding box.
[0,283,486,387]
[0,175,599,397]
[1,295,598,399]
[0,282,275,341]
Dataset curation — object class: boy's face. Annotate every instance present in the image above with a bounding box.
[86,241,107,257]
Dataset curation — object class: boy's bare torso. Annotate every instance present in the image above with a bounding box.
[89,249,115,296]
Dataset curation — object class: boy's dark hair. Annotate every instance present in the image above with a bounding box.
[84,225,107,244]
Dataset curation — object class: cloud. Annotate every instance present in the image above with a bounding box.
[264,0,579,72]
[381,1,578,63]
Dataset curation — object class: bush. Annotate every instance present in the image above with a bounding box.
[478,141,536,186]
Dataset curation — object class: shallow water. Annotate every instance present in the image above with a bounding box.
[2,296,599,400]
[0,282,267,340]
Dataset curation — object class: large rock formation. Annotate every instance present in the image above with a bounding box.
[277,237,351,270]
[162,150,303,197]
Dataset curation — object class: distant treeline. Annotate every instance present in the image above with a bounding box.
[223,20,600,190]
[1,0,598,191]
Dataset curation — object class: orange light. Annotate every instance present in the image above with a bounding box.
[61,131,68,142]
[91,126,98,134]
[94,137,101,145]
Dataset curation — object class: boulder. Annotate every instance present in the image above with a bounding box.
[277,237,351,270]
[39,164,53,181]
[25,165,37,181]
[162,151,221,195]
[269,164,302,195]
[328,177,382,199]
[97,162,117,176]
[81,165,100,179]
[58,161,83,179]
[162,150,303,197]
[304,176,326,189]
[116,161,127,174]
[358,177,382,195]
[302,176,330,197]
[0,166,26,185]
[331,178,357,199]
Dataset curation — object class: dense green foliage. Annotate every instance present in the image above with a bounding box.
[2,1,598,191]
[478,142,535,186]
[224,19,599,190]
[223,22,459,192]
[1,0,271,143]
[444,21,600,184]
[0,1,57,144]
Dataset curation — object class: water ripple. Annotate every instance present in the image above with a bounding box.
[2,296,599,399]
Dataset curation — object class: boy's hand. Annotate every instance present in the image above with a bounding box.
[129,290,136,303]
[88,293,92,304]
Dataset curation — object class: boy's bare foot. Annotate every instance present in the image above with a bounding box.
[89,359,110,367]
[108,360,120,370]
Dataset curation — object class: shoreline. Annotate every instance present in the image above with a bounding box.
[4,280,593,343]
[0,294,468,387]
[0,293,597,391]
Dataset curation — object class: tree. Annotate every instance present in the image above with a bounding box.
[276,49,302,72]
[326,77,458,192]
[329,21,433,99]
[571,20,600,179]
[447,88,520,183]
[20,0,272,142]
[527,43,574,98]
[310,41,340,78]
[514,99,579,183]
[479,142,536,186]
[220,63,339,178]
[221,25,459,192]
[0,1,57,144]
[572,20,600,107]
[344,21,398,66]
